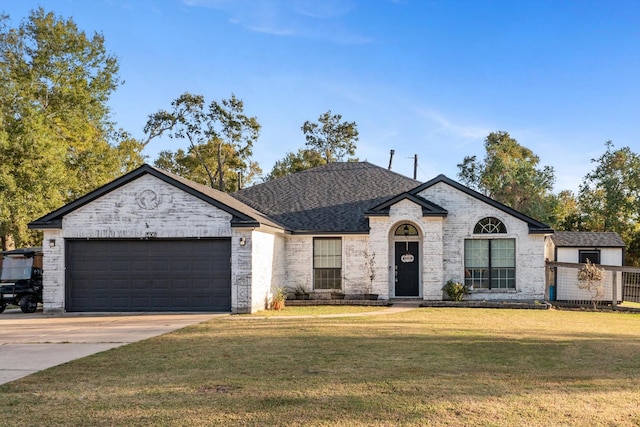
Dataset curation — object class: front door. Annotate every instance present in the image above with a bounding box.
[395,241,419,297]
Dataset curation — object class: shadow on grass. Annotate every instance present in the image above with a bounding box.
[1,311,640,426]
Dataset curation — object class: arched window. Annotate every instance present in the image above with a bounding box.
[394,223,419,237]
[473,217,507,234]
[465,218,515,290]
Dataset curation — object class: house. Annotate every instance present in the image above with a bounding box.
[29,162,553,314]
[545,231,625,303]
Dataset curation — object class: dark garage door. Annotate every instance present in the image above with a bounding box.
[66,239,231,312]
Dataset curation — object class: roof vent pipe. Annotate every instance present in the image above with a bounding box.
[388,149,395,170]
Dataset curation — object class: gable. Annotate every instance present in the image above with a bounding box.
[365,192,448,218]
[62,174,235,237]
[410,175,553,234]
[29,164,283,231]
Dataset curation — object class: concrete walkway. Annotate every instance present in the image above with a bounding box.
[0,303,422,385]
[0,308,224,385]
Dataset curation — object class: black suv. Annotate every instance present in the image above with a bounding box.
[0,247,43,313]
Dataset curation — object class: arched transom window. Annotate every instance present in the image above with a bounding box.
[394,223,419,237]
[473,217,507,234]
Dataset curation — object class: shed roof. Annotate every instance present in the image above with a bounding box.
[550,231,625,248]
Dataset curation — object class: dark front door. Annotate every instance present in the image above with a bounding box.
[395,241,419,297]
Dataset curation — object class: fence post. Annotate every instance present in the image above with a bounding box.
[612,271,618,307]
[544,261,549,301]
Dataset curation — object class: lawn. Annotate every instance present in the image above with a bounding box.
[1,307,640,426]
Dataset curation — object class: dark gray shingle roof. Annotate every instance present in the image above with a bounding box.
[233,162,421,233]
[550,231,625,247]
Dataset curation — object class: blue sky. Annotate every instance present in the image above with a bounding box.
[3,0,639,192]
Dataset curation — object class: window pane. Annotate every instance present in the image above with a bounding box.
[394,224,419,236]
[465,268,489,289]
[314,268,342,289]
[491,239,515,268]
[579,250,600,264]
[474,217,507,234]
[464,240,488,268]
[491,268,515,289]
[314,238,342,268]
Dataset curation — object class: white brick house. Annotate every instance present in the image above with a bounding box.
[30,162,553,314]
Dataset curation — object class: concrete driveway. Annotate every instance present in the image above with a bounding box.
[0,308,224,385]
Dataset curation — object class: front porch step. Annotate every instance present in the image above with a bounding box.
[388,298,424,308]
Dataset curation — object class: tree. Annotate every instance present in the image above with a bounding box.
[301,110,359,163]
[549,190,581,231]
[576,141,640,265]
[266,148,326,180]
[457,131,555,222]
[266,110,359,180]
[0,9,144,249]
[144,93,261,192]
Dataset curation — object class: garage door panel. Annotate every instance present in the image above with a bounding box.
[66,239,231,312]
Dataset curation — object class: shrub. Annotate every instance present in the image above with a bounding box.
[271,286,287,310]
[442,280,468,301]
[577,260,606,310]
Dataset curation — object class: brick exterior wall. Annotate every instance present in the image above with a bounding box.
[41,174,548,314]
[284,235,372,297]
[42,175,256,313]
[418,182,546,301]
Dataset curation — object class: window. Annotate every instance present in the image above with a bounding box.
[313,238,342,289]
[464,218,515,289]
[579,250,600,265]
[473,217,507,234]
[465,239,515,289]
[394,223,419,236]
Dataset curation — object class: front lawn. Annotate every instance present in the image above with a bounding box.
[1,308,640,426]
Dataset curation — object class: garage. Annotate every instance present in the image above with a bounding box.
[66,239,231,312]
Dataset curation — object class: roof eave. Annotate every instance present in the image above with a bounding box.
[28,164,281,231]
[28,219,63,230]
[290,230,370,235]
[529,227,555,235]
[414,175,553,233]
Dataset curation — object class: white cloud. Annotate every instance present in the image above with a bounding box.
[417,109,490,141]
[182,0,372,44]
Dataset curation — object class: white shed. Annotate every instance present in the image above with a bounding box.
[545,231,625,303]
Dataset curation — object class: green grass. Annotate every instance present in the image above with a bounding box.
[620,300,640,309]
[248,305,388,317]
[2,308,640,426]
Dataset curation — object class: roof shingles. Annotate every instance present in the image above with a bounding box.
[233,162,420,233]
[551,231,625,247]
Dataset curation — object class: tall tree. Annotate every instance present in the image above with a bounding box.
[549,190,581,231]
[144,93,261,192]
[457,131,555,221]
[301,110,359,163]
[266,148,326,180]
[576,141,640,265]
[267,110,358,180]
[0,9,144,249]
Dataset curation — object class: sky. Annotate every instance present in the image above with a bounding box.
[2,0,639,192]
